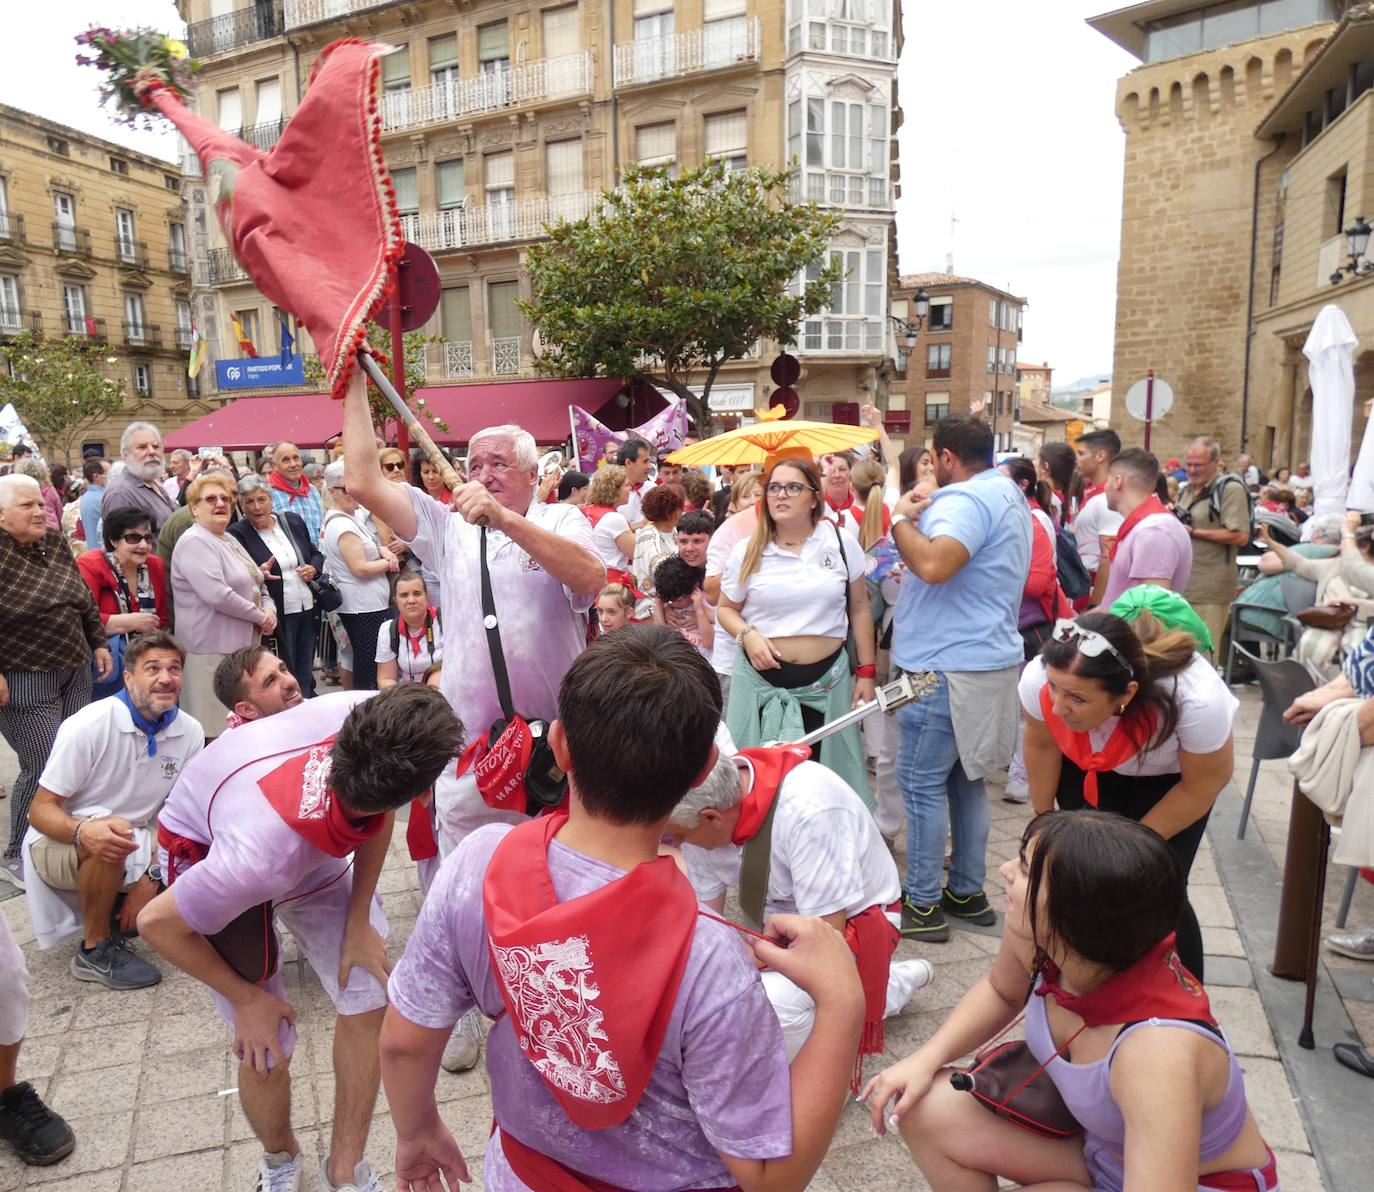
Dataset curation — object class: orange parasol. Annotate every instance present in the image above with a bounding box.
[666,405,879,468]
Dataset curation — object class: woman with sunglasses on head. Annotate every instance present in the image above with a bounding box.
[717,457,876,802]
[1020,611,1237,980]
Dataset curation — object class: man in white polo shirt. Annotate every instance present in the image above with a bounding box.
[22,631,203,989]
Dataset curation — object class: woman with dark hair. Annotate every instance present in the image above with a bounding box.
[863,812,1276,1191]
[717,457,875,800]
[411,452,453,506]
[1038,441,1076,525]
[1020,611,1237,979]
[898,445,936,496]
[999,457,1067,653]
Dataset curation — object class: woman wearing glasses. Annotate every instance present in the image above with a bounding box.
[717,457,876,803]
[1020,612,1237,979]
[76,507,170,699]
[169,472,276,736]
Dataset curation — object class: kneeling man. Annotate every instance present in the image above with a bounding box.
[138,686,461,1192]
[214,644,303,727]
[24,631,203,988]
[668,748,932,1071]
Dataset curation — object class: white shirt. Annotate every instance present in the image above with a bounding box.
[706,507,758,677]
[682,758,900,920]
[323,510,391,614]
[1074,492,1124,574]
[1019,653,1238,776]
[721,519,863,641]
[587,508,632,570]
[258,517,312,615]
[632,524,677,594]
[616,480,655,525]
[401,487,601,735]
[375,612,444,683]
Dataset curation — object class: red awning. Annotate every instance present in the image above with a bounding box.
[165,377,628,451]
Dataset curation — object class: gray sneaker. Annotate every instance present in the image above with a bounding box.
[70,937,161,989]
[0,855,24,890]
[320,1159,383,1192]
[1327,926,1374,961]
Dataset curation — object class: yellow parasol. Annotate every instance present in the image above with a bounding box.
[666,405,879,468]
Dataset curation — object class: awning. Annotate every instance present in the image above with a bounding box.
[165,377,629,451]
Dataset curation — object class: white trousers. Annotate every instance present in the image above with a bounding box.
[0,913,28,1046]
[760,961,915,1062]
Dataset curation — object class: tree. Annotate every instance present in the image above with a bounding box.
[0,331,127,465]
[521,159,843,429]
[302,325,448,439]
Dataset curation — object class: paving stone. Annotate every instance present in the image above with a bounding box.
[1270,1148,1325,1192]
[59,1020,147,1073]
[1236,1057,1309,1153]
[138,1043,231,1103]
[20,1169,123,1192]
[1346,999,1374,1049]
[820,1136,932,1191]
[1201,925,1248,958]
[150,1009,231,1056]
[1202,955,1255,988]
[26,1110,132,1183]
[1189,883,1236,928]
[133,1092,227,1161]
[1208,987,1279,1057]
[225,1129,320,1190]
[124,1146,223,1192]
[69,985,158,1030]
[47,1064,140,1118]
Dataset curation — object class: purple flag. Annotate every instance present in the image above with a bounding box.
[570,398,688,472]
[571,405,621,473]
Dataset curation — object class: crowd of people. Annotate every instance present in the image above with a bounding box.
[0,388,1371,1192]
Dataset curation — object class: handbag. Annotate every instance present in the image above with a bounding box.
[1296,603,1356,632]
[207,901,279,984]
[474,526,569,815]
[948,1013,1083,1140]
[308,573,343,612]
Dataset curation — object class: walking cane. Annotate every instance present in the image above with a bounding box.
[1299,817,1332,1050]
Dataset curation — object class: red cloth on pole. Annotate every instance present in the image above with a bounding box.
[141,39,402,399]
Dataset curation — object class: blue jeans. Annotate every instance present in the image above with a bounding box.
[895,672,989,907]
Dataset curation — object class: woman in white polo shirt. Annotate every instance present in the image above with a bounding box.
[1020,609,1237,981]
[717,457,876,804]
[580,465,636,589]
[376,572,443,686]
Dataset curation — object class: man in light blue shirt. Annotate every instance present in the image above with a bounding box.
[78,457,108,549]
[888,416,1031,941]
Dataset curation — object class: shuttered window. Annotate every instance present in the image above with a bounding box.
[488,281,521,339]
[546,141,583,195]
[704,0,746,15]
[635,122,675,166]
[216,88,241,132]
[478,22,509,64]
[392,167,418,214]
[382,46,410,90]
[542,5,580,56]
[437,160,465,209]
[255,78,281,125]
[705,111,746,171]
[442,287,471,342]
[428,34,458,75]
[485,151,514,190]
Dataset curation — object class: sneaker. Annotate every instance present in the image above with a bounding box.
[320,1158,384,1192]
[257,1150,302,1192]
[941,888,997,926]
[887,958,935,1014]
[1327,926,1374,961]
[70,937,161,990]
[899,898,950,942]
[0,855,24,891]
[1002,776,1030,804]
[441,1008,484,1073]
[0,1081,75,1166]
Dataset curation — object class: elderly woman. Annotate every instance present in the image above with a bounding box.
[322,459,397,689]
[581,465,636,588]
[229,474,322,699]
[170,471,276,735]
[13,459,62,531]
[76,506,168,699]
[632,483,686,596]
[0,474,112,884]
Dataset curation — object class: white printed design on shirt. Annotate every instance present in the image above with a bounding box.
[298,745,333,820]
[492,934,626,1105]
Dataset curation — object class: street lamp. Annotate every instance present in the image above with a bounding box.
[1330,216,1374,285]
[888,288,929,351]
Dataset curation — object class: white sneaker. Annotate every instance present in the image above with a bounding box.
[1002,776,1029,804]
[1327,926,1374,960]
[887,958,935,1015]
[256,1150,301,1192]
[441,1008,484,1073]
[319,1158,383,1192]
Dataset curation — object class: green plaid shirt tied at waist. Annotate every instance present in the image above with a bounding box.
[0,528,107,673]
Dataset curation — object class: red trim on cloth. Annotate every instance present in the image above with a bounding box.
[1109,493,1170,561]
[1199,1147,1278,1190]
[844,902,900,1094]
[1036,932,1214,1028]
[156,821,208,885]
[729,746,813,844]
[257,736,385,857]
[1037,686,1155,808]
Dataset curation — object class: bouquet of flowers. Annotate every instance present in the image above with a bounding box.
[75,27,200,128]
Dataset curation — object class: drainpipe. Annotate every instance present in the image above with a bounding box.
[1240,133,1285,454]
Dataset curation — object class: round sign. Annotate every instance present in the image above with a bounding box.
[1124,376,1174,422]
[773,386,800,419]
[374,242,442,332]
[770,353,801,387]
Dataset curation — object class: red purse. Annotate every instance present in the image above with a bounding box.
[948,1014,1083,1140]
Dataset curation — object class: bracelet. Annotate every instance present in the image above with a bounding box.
[736,623,756,646]
[72,817,91,850]
[855,663,877,679]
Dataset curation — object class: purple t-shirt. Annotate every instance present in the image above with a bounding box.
[1102,513,1193,607]
[388,825,793,1192]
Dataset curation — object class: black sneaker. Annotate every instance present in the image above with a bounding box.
[899,898,950,941]
[70,937,160,990]
[941,888,997,926]
[0,1082,75,1166]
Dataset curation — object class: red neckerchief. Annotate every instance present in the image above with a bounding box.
[730,746,813,843]
[257,736,384,857]
[1036,933,1213,1028]
[630,481,647,493]
[1081,482,1104,503]
[398,607,438,658]
[405,796,437,861]
[824,488,858,517]
[483,813,698,1129]
[268,470,311,500]
[1109,493,1169,561]
[581,504,616,528]
[1037,686,1155,808]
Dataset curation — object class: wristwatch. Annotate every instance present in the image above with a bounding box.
[144,862,163,886]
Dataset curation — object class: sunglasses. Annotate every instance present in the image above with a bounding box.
[382,461,406,473]
[1051,619,1133,675]
[120,532,155,545]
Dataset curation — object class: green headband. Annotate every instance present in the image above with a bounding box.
[1109,585,1213,654]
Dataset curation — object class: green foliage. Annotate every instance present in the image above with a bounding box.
[0,331,127,465]
[302,326,448,437]
[520,159,842,427]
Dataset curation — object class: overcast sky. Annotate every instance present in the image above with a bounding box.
[4,1,1136,386]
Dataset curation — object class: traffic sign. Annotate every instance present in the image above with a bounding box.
[1124,375,1174,422]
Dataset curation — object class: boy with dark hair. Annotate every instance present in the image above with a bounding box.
[381,625,864,1192]
[652,554,713,654]
[675,509,714,568]
[1073,427,1124,584]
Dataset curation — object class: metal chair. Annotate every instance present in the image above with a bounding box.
[1233,645,1318,839]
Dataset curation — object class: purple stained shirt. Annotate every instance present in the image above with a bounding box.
[1101,513,1194,608]
[388,825,793,1192]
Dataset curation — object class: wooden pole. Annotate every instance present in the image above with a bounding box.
[389,262,409,456]
[357,349,459,492]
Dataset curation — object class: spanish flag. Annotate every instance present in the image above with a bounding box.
[230,312,258,358]
[187,323,206,380]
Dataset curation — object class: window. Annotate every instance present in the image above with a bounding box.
[826,247,883,317]
[429,34,458,84]
[436,160,465,210]
[115,209,136,261]
[787,100,801,166]
[46,136,69,156]
[546,140,584,221]
[635,122,676,170]
[705,111,747,173]
[988,298,997,327]
[478,22,509,70]
[441,287,472,342]
[633,0,675,79]
[164,175,179,191]
[234,308,259,357]
[382,46,411,92]
[255,78,282,128]
[0,275,19,333]
[176,299,192,333]
[924,393,950,424]
[62,284,86,334]
[704,0,745,14]
[927,295,953,330]
[986,344,996,373]
[485,152,515,238]
[543,5,580,57]
[392,168,419,214]
[53,191,77,251]
[926,343,951,377]
[133,362,152,397]
[216,87,242,133]
[869,104,887,176]
[806,98,824,167]
[830,101,864,170]
[170,222,187,271]
[1326,168,1348,238]
[488,280,522,374]
[110,157,128,176]
[124,293,147,343]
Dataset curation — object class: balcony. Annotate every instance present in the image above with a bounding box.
[443,341,474,378]
[614,16,760,87]
[53,223,92,256]
[243,119,284,151]
[797,316,884,355]
[284,0,389,30]
[0,309,40,336]
[124,322,162,349]
[381,53,593,132]
[116,237,150,268]
[187,0,284,57]
[401,191,598,252]
[174,326,194,351]
[205,247,251,285]
[491,337,521,376]
[0,212,25,243]
[789,171,890,210]
[169,246,189,273]
[65,316,107,343]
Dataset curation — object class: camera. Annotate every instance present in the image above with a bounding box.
[1173,505,1193,527]
[1361,511,1374,528]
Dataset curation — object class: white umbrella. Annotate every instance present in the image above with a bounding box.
[1351,396,1374,513]
[1302,304,1358,519]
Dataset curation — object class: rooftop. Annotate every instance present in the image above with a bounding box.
[0,103,178,168]
[1017,399,1077,423]
[1257,4,1374,136]
[896,272,1026,304]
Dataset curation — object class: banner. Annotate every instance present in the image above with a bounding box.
[216,355,305,389]
[570,397,687,472]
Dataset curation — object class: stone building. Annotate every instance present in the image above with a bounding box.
[174,0,903,439]
[1016,359,1053,407]
[0,105,197,460]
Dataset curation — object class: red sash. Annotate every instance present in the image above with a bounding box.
[844,902,900,1093]
[405,797,437,861]
[482,813,697,1129]
[1109,493,1169,561]
[498,1127,741,1192]
[1036,932,1213,1027]
[1037,687,1155,808]
[268,470,311,500]
[729,746,812,845]
[257,737,385,857]
[156,821,209,884]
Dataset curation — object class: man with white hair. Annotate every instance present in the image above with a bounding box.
[102,422,176,532]
[162,449,194,505]
[666,749,932,1067]
[267,440,324,546]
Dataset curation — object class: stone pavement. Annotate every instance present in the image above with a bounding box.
[0,683,1369,1191]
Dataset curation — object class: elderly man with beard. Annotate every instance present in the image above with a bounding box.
[22,632,202,988]
[102,422,177,533]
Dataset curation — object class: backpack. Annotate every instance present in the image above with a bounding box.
[1052,523,1092,600]
[1183,474,1254,537]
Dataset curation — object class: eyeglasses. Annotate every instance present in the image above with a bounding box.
[1051,619,1133,675]
[765,482,816,498]
[382,461,406,473]
[198,494,232,506]
[120,532,155,545]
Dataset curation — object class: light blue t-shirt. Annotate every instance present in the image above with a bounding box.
[79,485,104,549]
[891,469,1032,673]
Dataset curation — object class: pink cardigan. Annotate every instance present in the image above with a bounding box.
[169,523,270,652]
